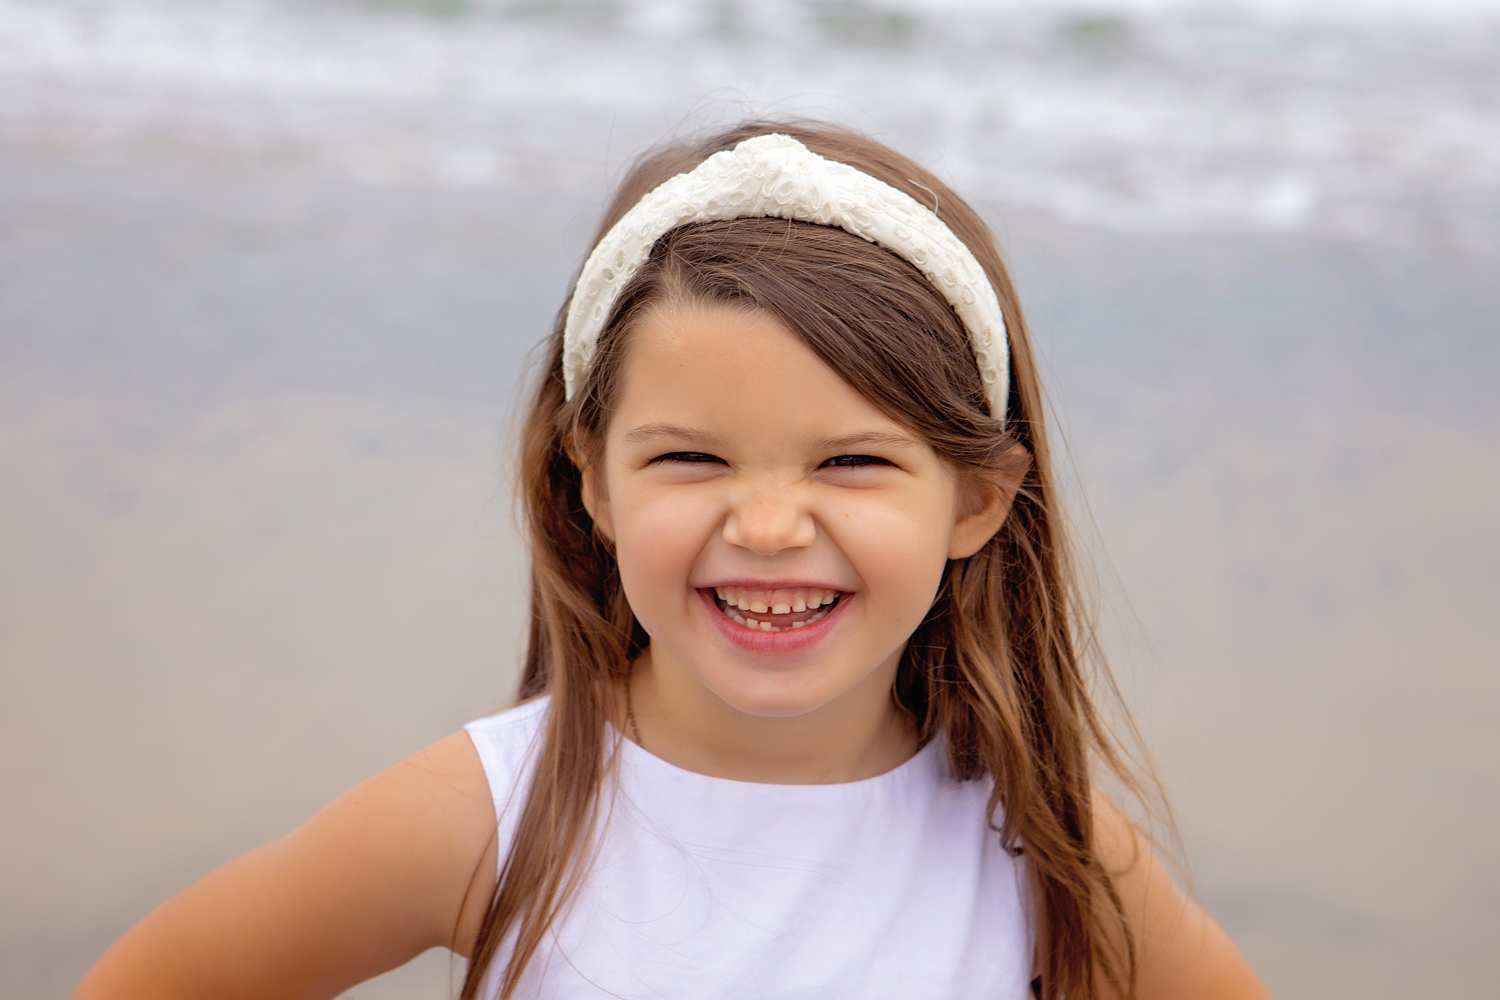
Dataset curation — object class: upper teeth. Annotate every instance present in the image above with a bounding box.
[714,586,841,612]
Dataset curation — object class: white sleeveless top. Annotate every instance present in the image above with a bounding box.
[464,698,1033,999]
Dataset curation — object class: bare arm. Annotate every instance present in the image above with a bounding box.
[73,731,500,1000]
[1094,796,1270,1000]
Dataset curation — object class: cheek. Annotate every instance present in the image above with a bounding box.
[611,486,722,603]
[834,494,954,612]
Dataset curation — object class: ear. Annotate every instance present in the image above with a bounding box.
[569,434,616,543]
[948,447,1031,560]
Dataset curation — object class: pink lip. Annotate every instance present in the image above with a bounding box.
[695,586,853,655]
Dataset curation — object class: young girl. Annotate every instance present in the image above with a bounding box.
[75,122,1269,1000]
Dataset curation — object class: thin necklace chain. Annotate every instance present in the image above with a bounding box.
[624,676,643,748]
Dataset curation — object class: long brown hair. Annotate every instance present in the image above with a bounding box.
[461,121,1154,1000]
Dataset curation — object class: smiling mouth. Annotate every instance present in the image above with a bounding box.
[709,585,846,632]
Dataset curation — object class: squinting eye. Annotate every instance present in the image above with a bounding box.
[819,454,894,469]
[651,452,726,465]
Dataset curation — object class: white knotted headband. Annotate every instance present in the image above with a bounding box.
[562,133,1010,420]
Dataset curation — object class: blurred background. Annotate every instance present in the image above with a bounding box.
[2,0,1497,996]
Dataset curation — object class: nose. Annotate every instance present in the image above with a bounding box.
[722,475,816,556]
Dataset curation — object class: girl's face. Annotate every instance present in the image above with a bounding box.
[583,300,1005,722]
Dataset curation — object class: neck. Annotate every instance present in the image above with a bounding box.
[624,647,918,784]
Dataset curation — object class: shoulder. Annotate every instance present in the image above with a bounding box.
[74,725,510,998]
[462,696,551,808]
[1089,794,1270,1000]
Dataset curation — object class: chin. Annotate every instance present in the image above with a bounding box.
[700,666,850,720]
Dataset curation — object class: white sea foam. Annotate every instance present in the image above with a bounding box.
[2,0,1498,245]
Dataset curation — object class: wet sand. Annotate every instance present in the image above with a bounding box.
[3,98,1499,1000]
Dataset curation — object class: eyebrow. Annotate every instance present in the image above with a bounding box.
[807,431,923,452]
[620,424,920,452]
[620,423,728,447]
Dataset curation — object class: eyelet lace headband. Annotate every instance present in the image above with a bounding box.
[562,133,1011,421]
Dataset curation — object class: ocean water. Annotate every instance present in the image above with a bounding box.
[1,0,1497,997]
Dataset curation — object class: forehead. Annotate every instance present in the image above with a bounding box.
[612,301,900,437]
